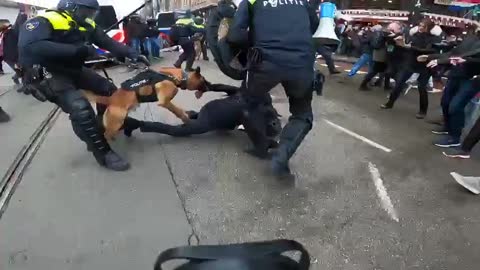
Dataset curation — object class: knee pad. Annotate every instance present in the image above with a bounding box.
[70,97,95,122]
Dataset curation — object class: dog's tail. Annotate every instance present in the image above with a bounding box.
[82,90,111,106]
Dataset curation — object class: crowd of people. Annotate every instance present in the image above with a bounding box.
[322,18,480,162]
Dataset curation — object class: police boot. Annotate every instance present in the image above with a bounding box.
[123,117,143,137]
[242,109,271,159]
[271,118,312,179]
[185,57,195,72]
[70,105,130,171]
[0,107,11,123]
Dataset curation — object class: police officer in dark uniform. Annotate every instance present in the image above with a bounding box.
[18,0,141,171]
[173,10,199,71]
[228,0,319,178]
[193,16,209,61]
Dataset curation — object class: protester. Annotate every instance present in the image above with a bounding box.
[348,26,373,77]
[358,25,388,90]
[419,28,480,147]
[381,19,442,119]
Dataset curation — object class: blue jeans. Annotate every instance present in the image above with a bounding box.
[348,53,373,77]
[145,37,162,58]
[131,38,142,53]
[447,80,479,140]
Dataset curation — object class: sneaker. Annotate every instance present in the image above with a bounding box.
[330,69,341,75]
[431,126,449,135]
[0,107,11,123]
[434,136,461,148]
[381,103,393,109]
[443,147,471,159]
[415,112,426,119]
[450,172,480,195]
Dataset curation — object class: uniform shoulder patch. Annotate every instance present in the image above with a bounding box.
[25,20,40,31]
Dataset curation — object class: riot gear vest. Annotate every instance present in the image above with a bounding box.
[38,10,96,44]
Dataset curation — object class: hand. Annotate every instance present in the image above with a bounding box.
[195,90,204,99]
[77,45,98,59]
[449,57,466,66]
[426,59,438,68]
[394,36,405,47]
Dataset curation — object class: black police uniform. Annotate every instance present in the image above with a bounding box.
[173,17,199,71]
[18,10,137,168]
[228,0,319,175]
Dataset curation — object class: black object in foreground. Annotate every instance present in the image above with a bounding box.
[154,239,310,270]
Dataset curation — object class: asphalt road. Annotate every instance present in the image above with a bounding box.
[0,52,479,270]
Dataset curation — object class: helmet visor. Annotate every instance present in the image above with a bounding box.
[75,6,99,21]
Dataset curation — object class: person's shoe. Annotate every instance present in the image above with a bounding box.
[359,84,370,91]
[415,112,426,119]
[443,147,471,159]
[434,136,461,148]
[431,126,449,135]
[330,69,341,75]
[0,70,4,75]
[450,172,480,195]
[0,107,11,123]
[173,63,181,69]
[380,103,393,109]
[271,157,295,181]
[373,79,382,87]
[103,151,130,171]
[12,76,20,85]
[203,57,209,61]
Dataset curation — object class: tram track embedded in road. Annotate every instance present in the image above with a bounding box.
[0,106,61,219]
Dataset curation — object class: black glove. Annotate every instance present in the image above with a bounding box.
[76,45,98,59]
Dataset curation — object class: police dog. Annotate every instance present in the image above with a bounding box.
[83,67,208,140]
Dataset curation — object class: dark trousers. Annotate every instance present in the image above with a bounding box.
[387,69,430,114]
[361,61,389,88]
[316,45,336,74]
[46,68,117,161]
[200,39,208,60]
[244,67,313,160]
[446,80,478,140]
[463,116,480,152]
[141,116,212,137]
[175,41,195,70]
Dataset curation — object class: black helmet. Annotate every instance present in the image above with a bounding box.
[57,0,100,24]
[194,16,203,25]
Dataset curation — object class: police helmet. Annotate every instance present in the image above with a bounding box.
[194,16,204,25]
[57,0,100,11]
[57,0,100,22]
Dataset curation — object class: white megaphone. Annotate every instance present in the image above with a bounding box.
[313,2,340,46]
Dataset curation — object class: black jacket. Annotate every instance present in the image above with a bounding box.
[227,0,319,79]
[18,11,133,73]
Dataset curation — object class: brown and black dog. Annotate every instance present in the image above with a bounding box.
[83,67,208,140]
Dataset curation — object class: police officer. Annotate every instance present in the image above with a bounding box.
[228,0,319,178]
[18,0,140,171]
[173,10,199,71]
[193,16,209,61]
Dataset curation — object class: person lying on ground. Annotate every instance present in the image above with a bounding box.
[122,82,282,151]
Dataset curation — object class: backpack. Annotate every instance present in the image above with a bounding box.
[154,239,310,270]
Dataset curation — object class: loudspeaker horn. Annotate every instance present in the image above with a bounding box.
[312,2,340,46]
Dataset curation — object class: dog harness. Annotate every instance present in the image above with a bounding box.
[120,69,188,103]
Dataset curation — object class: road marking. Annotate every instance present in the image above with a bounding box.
[319,63,341,68]
[324,120,392,153]
[368,162,399,222]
